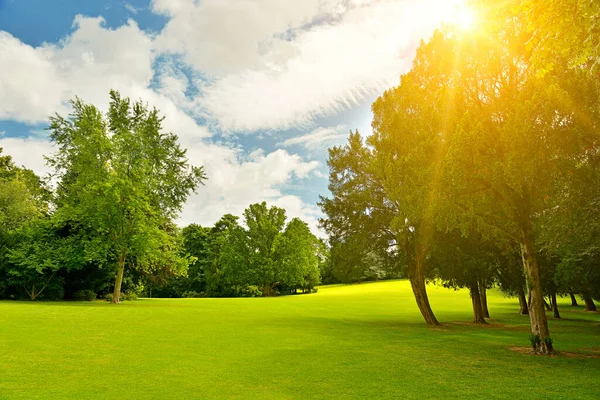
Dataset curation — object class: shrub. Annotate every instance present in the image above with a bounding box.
[72,289,97,301]
[239,285,262,298]
[182,291,204,298]
[121,292,138,301]
[311,287,318,294]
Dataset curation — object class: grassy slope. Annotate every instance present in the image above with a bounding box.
[1,280,599,399]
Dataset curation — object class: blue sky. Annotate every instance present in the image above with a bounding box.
[0,0,459,234]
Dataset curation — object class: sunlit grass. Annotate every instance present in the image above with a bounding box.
[1,280,598,399]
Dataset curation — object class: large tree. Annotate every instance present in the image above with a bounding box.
[47,91,206,303]
[432,2,600,352]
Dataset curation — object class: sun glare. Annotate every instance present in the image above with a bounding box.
[454,7,475,30]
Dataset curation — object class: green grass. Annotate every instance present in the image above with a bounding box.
[1,280,599,399]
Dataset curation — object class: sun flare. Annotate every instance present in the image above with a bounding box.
[454,6,475,30]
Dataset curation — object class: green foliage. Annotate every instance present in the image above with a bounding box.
[46,91,206,302]
[72,290,97,302]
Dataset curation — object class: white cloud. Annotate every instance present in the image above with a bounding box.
[125,3,140,14]
[0,15,208,140]
[178,140,321,230]
[0,1,465,236]
[272,195,325,238]
[151,0,463,132]
[0,137,55,176]
[283,124,349,151]
[0,134,323,235]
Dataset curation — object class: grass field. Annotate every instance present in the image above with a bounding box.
[1,280,599,399]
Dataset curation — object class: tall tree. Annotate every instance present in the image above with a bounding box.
[432,2,600,352]
[47,91,206,303]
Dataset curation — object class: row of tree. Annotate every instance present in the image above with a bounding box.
[0,89,402,302]
[151,203,326,298]
[0,92,327,302]
[319,0,600,354]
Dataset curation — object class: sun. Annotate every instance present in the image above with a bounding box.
[452,5,476,30]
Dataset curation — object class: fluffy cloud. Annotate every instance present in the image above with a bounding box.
[152,0,463,132]
[178,140,321,230]
[0,1,464,236]
[0,134,322,233]
[0,15,208,139]
[0,136,55,176]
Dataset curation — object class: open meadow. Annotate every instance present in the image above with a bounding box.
[1,280,599,399]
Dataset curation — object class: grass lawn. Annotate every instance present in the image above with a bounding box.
[1,280,599,399]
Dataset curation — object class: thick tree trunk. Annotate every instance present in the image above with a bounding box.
[569,293,578,307]
[470,281,487,324]
[517,285,529,315]
[407,246,439,326]
[479,280,490,319]
[520,223,554,354]
[583,293,597,312]
[527,289,532,308]
[551,292,560,319]
[111,255,126,304]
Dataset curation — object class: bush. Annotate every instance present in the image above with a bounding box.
[182,291,204,298]
[72,289,97,301]
[239,285,262,298]
[311,287,318,294]
[121,292,138,301]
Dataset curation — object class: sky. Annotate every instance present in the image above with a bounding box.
[0,0,463,235]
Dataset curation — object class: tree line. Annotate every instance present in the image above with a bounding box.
[0,92,328,303]
[318,0,600,354]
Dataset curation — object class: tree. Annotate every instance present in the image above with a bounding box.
[524,0,600,71]
[432,2,600,352]
[47,91,206,303]
[431,230,497,323]
[204,214,242,296]
[0,149,53,299]
[275,218,320,293]
[242,202,287,296]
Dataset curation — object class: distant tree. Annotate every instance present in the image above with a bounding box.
[0,149,54,299]
[242,202,287,296]
[204,214,242,296]
[47,91,206,303]
[275,218,320,293]
[316,239,337,285]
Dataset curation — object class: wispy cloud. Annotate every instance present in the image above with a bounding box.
[283,125,349,151]
[152,0,462,133]
[125,3,139,14]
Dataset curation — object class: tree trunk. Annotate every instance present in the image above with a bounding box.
[551,292,560,319]
[543,297,552,311]
[569,293,578,306]
[527,289,532,308]
[407,245,439,326]
[479,280,490,318]
[517,285,529,315]
[470,281,487,324]
[111,254,126,304]
[583,293,597,312]
[520,223,554,354]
